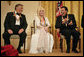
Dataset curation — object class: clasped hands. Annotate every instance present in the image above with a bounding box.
[41,26,48,32]
[8,28,24,34]
[62,18,73,25]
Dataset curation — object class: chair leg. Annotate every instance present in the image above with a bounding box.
[60,39,63,52]
[79,38,81,52]
[31,28,32,36]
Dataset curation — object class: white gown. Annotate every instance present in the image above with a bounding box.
[29,16,54,54]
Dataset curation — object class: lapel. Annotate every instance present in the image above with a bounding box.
[68,14,71,22]
[61,14,71,24]
[68,14,70,20]
[20,14,23,24]
[13,12,23,25]
[61,16,62,22]
[13,12,16,21]
[61,14,71,21]
[9,12,16,24]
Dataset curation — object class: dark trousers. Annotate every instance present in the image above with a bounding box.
[60,29,80,51]
[3,26,27,49]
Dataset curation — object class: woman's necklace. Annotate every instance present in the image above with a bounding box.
[40,17,46,27]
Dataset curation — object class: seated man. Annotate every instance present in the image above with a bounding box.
[3,4,28,53]
[55,6,80,53]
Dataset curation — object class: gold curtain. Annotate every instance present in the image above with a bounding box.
[41,1,83,51]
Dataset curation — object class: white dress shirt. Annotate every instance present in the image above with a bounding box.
[15,11,20,25]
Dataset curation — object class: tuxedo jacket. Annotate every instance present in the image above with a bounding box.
[4,12,28,32]
[81,15,84,28]
[55,14,77,31]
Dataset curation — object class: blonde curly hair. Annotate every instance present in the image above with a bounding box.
[37,7,45,17]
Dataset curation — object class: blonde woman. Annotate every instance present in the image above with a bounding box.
[29,7,54,54]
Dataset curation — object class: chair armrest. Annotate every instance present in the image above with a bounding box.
[75,27,80,32]
[79,36,81,39]
[60,33,65,39]
[49,26,51,33]
[31,26,34,28]
[49,26,51,28]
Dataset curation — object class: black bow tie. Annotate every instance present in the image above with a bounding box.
[16,13,21,16]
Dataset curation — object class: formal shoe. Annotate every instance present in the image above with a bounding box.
[72,49,79,53]
[66,50,70,53]
[17,49,22,53]
[39,48,43,53]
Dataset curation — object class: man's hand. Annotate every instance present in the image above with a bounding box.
[62,21,65,24]
[18,28,24,34]
[8,29,13,34]
[62,18,68,24]
[68,20,73,25]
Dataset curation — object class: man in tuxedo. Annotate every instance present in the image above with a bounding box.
[55,6,80,53]
[3,4,28,53]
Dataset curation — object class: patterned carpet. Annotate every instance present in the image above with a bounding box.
[19,49,83,56]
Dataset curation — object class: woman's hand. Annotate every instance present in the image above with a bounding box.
[37,25,44,29]
[44,27,48,32]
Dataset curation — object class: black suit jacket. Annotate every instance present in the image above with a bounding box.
[81,15,84,28]
[55,14,77,31]
[4,12,28,32]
